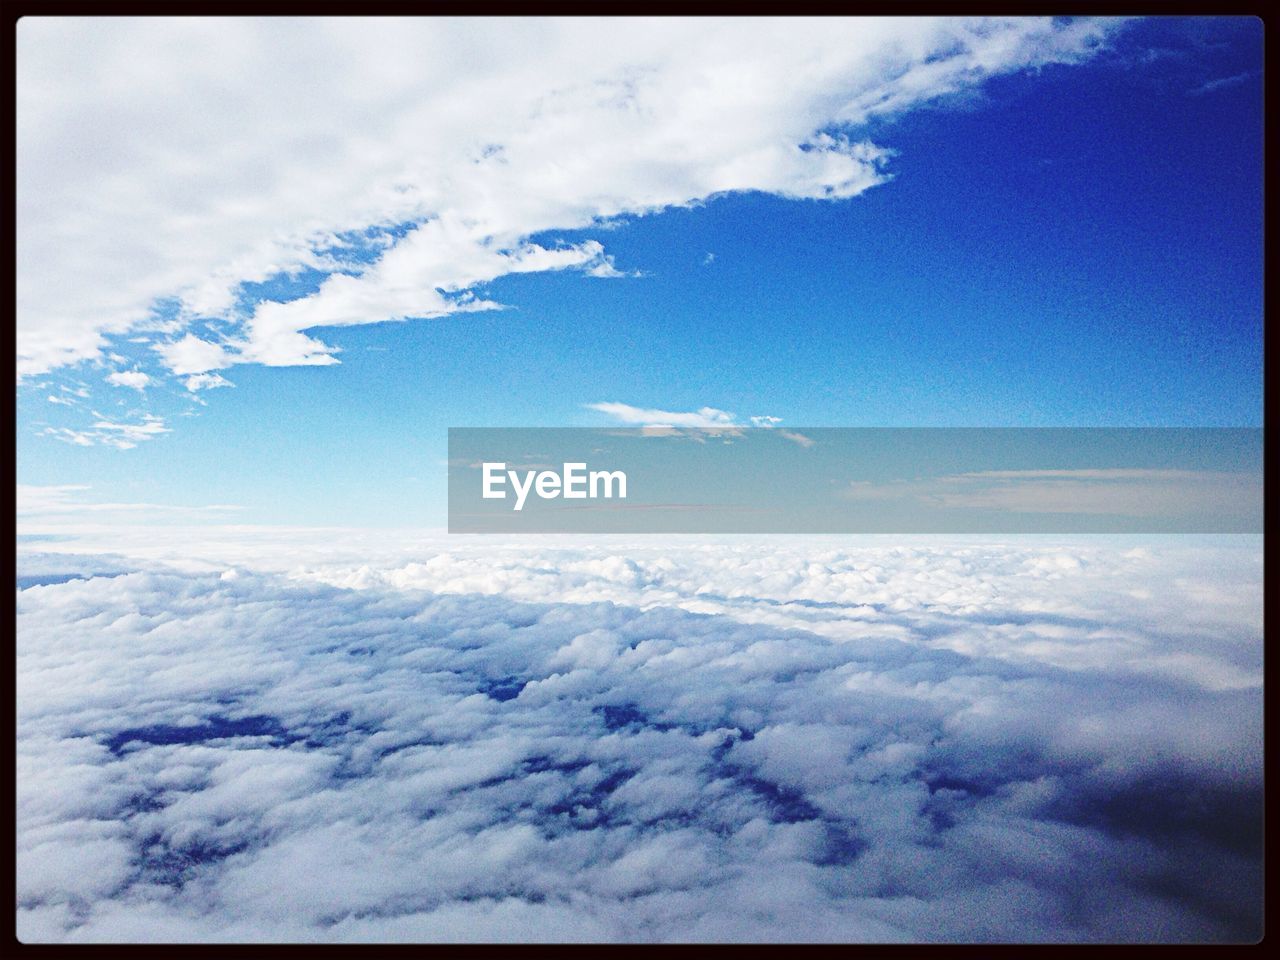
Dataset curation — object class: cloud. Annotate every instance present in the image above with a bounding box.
[17,17,1123,381]
[588,404,819,448]
[154,335,234,377]
[17,485,241,522]
[1188,70,1257,95]
[183,373,233,392]
[16,484,91,511]
[778,430,816,448]
[740,416,816,447]
[14,533,1263,942]
[587,402,742,429]
[90,414,170,449]
[587,403,805,442]
[40,414,171,451]
[105,370,150,391]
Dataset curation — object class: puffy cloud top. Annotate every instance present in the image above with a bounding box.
[16,535,1262,942]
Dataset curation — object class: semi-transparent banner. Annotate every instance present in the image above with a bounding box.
[448,428,1263,533]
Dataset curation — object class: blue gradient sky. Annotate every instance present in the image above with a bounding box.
[16,17,1263,526]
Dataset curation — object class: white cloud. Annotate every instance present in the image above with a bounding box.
[587,402,742,429]
[105,370,150,391]
[14,534,1262,942]
[589,403,817,446]
[154,335,234,377]
[778,430,816,448]
[1189,71,1256,96]
[16,485,241,522]
[183,372,233,392]
[16,484,91,512]
[17,17,1123,380]
[41,427,96,447]
[38,414,172,450]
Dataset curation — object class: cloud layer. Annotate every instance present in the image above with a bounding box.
[16,534,1262,942]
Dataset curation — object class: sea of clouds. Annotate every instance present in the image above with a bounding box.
[16,534,1263,942]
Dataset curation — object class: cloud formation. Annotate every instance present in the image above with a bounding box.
[17,485,240,521]
[105,370,150,391]
[585,404,816,451]
[17,17,1121,382]
[39,414,171,450]
[587,403,745,429]
[16,534,1262,942]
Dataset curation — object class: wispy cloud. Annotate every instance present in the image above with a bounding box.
[41,413,171,450]
[587,402,742,429]
[587,404,815,448]
[16,484,241,519]
[1189,70,1258,95]
[778,429,816,449]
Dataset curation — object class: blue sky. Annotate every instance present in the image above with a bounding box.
[15,17,1263,527]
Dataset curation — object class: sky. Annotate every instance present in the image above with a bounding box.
[14,17,1265,944]
[15,16,1264,528]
